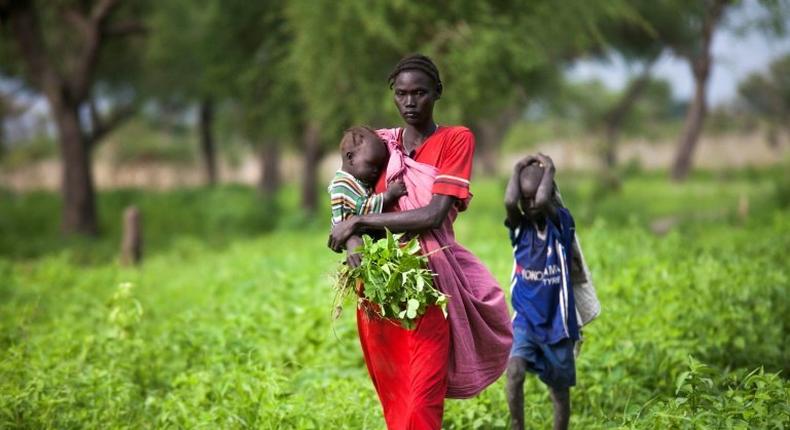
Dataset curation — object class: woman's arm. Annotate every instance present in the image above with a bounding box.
[328,194,456,252]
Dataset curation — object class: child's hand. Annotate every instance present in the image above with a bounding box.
[346,252,362,268]
[535,153,555,174]
[513,155,540,172]
[385,179,408,199]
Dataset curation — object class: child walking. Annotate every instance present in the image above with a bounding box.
[503,153,598,430]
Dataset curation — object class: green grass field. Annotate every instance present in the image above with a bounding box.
[1,168,788,429]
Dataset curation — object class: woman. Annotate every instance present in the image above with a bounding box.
[328,54,512,429]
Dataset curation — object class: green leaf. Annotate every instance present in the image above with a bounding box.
[406,299,419,319]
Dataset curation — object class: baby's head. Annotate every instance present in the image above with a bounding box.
[340,126,388,186]
[519,161,548,216]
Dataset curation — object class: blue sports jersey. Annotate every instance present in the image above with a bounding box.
[508,207,579,344]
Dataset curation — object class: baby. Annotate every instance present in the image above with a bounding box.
[328,126,406,263]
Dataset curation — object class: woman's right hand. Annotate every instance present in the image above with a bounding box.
[328,217,359,253]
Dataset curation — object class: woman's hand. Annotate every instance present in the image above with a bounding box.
[328,217,359,252]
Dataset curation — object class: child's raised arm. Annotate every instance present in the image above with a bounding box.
[534,154,556,207]
[504,155,539,228]
[534,153,559,225]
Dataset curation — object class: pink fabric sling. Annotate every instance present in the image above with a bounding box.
[378,128,513,398]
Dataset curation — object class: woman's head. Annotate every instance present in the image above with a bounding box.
[339,126,388,186]
[388,54,442,127]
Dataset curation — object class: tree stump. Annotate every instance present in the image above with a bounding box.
[738,194,749,222]
[121,206,142,266]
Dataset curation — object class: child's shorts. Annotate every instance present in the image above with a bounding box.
[510,324,576,388]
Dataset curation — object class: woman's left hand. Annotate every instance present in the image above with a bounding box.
[328,217,359,252]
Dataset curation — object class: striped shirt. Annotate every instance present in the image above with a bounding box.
[328,170,385,225]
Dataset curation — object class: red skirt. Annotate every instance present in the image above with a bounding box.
[357,305,450,430]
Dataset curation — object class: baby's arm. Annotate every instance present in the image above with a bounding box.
[343,181,406,269]
[329,179,365,267]
[344,235,363,268]
[381,179,407,208]
[356,179,407,215]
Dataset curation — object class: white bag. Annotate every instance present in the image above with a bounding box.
[554,186,601,327]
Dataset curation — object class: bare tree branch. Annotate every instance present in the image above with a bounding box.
[64,8,91,37]
[6,0,63,102]
[90,0,120,22]
[69,0,123,102]
[103,19,147,37]
[88,100,136,146]
[89,98,101,128]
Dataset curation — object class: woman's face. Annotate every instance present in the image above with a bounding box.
[393,70,438,126]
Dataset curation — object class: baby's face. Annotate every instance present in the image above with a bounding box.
[350,136,388,186]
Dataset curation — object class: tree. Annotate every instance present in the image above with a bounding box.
[670,0,732,180]
[145,1,225,186]
[739,54,790,147]
[0,0,146,235]
[219,0,298,202]
[587,1,671,171]
[286,0,638,212]
[668,0,789,179]
[145,0,296,196]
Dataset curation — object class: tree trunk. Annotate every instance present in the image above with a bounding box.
[0,127,5,162]
[53,101,98,235]
[671,69,709,181]
[0,95,6,160]
[198,98,217,186]
[259,141,281,199]
[602,58,657,169]
[6,0,136,236]
[120,205,142,266]
[475,122,502,177]
[766,124,779,149]
[671,0,727,181]
[473,103,522,176]
[301,122,323,214]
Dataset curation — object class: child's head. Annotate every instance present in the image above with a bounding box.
[519,161,548,216]
[340,126,388,186]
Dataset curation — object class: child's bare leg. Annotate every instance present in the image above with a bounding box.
[505,357,527,430]
[548,386,570,430]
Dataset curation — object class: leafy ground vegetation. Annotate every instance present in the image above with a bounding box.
[0,167,788,429]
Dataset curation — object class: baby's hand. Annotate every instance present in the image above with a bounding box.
[386,179,408,198]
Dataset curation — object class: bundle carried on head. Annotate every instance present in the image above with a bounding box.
[333,229,448,330]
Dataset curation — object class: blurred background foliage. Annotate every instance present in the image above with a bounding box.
[2,0,788,230]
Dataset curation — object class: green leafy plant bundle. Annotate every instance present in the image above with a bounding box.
[333,230,448,330]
